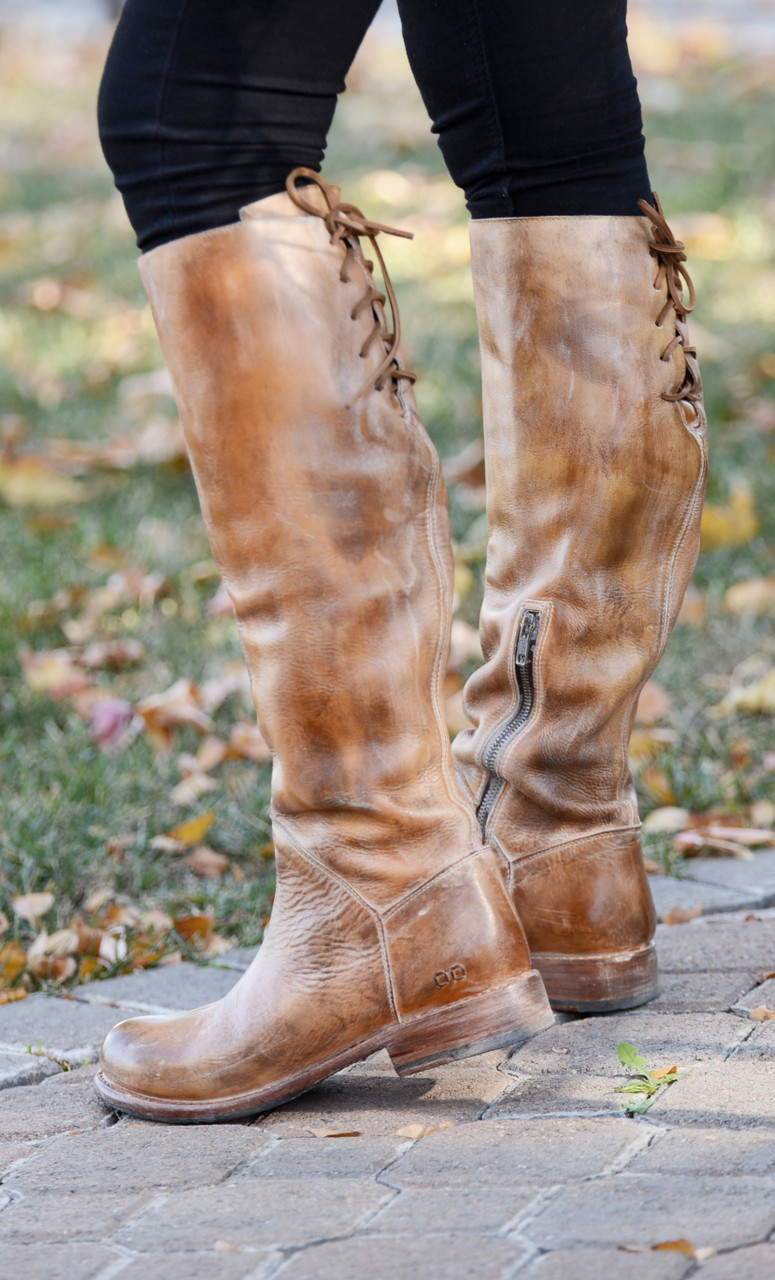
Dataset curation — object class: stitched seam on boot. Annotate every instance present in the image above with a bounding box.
[272,816,399,1021]
[423,443,481,843]
[380,844,490,920]
[505,824,642,871]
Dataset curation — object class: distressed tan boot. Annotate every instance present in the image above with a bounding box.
[95,172,553,1122]
[454,197,708,1012]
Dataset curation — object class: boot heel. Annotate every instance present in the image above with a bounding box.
[386,970,554,1076]
[535,943,659,1013]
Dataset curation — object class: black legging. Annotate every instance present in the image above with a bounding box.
[98,0,651,253]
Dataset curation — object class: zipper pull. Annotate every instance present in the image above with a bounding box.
[515,610,540,666]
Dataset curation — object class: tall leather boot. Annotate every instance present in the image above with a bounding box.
[454,197,707,1012]
[95,172,553,1122]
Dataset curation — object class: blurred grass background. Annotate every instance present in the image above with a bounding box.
[1,3,774,980]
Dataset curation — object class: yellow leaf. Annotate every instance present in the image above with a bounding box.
[724,576,775,616]
[650,1065,678,1081]
[12,892,55,925]
[652,1240,696,1258]
[0,453,91,508]
[638,766,676,806]
[716,668,775,717]
[21,649,92,699]
[0,941,27,983]
[663,906,702,926]
[167,811,215,846]
[0,988,28,1004]
[700,479,759,551]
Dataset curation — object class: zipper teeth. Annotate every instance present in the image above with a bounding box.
[476,611,540,837]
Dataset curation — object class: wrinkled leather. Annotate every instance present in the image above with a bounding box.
[99,184,543,1110]
[455,213,708,960]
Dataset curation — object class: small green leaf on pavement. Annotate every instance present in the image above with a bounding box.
[617,1041,649,1074]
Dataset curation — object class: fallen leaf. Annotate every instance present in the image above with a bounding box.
[136,678,215,750]
[87,696,138,749]
[228,722,271,764]
[393,1124,430,1140]
[214,1240,241,1254]
[677,583,707,627]
[0,910,9,936]
[650,1064,679,1081]
[716,668,775,716]
[724,576,775,615]
[149,834,187,854]
[0,988,28,1004]
[750,799,775,827]
[167,811,215,846]
[28,954,77,982]
[183,846,230,878]
[663,906,702,925]
[173,914,213,943]
[749,1006,775,1022]
[20,649,92,699]
[700,479,759,551]
[169,772,219,806]
[643,859,665,875]
[0,941,27,983]
[79,639,146,670]
[635,681,671,725]
[142,909,174,934]
[652,1240,696,1258]
[12,892,55,925]
[195,735,228,773]
[200,933,232,959]
[308,1129,363,1139]
[638,766,676,805]
[695,1247,717,1264]
[629,727,676,770]
[0,452,91,507]
[642,806,690,835]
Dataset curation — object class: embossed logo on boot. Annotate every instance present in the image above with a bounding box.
[434,964,467,988]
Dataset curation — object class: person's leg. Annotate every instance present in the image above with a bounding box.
[397,0,651,217]
[97,0,381,250]
[398,1,707,1010]
[94,6,555,1120]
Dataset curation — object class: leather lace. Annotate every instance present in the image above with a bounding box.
[638,193,703,409]
[286,167,418,408]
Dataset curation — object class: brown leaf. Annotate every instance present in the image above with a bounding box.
[167,811,215,846]
[663,906,702,926]
[749,1006,775,1023]
[200,933,233,959]
[136,678,215,747]
[169,772,219,806]
[86,696,138,749]
[183,846,230,878]
[195,735,228,773]
[308,1129,363,1139]
[628,727,676,771]
[12,892,55,925]
[638,766,676,806]
[0,988,28,1005]
[28,955,77,982]
[141,909,174,934]
[635,680,671,725]
[173,914,213,943]
[228,722,271,764]
[643,859,664,875]
[79,639,146,670]
[650,1065,678,1081]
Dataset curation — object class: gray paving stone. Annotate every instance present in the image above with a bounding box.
[632,1127,775,1175]
[525,1175,775,1252]
[0,1242,117,1280]
[524,1247,690,1279]
[5,1122,269,1194]
[489,1071,631,1119]
[648,970,757,1013]
[115,1180,393,1251]
[655,918,775,974]
[0,995,125,1062]
[505,1012,748,1077]
[364,1183,538,1236]
[0,1140,36,1174]
[237,1135,405,1180]
[114,1253,274,1280]
[0,1064,105,1141]
[736,1022,775,1059]
[215,947,260,971]
[387,1117,640,1185]
[274,1235,526,1280]
[732,977,775,1016]
[697,1245,775,1280]
[648,1060,775,1127]
[257,1054,512,1138]
[0,1051,60,1091]
[70,962,240,1012]
[649,876,755,918]
[682,849,775,902]
[0,1191,152,1243]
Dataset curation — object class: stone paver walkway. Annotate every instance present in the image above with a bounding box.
[2,857,775,1278]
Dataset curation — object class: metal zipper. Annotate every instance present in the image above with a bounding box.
[476,609,541,839]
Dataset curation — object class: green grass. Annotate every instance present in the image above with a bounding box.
[1,21,774,981]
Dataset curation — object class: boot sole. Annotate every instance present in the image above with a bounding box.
[94,969,554,1124]
[534,943,659,1013]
